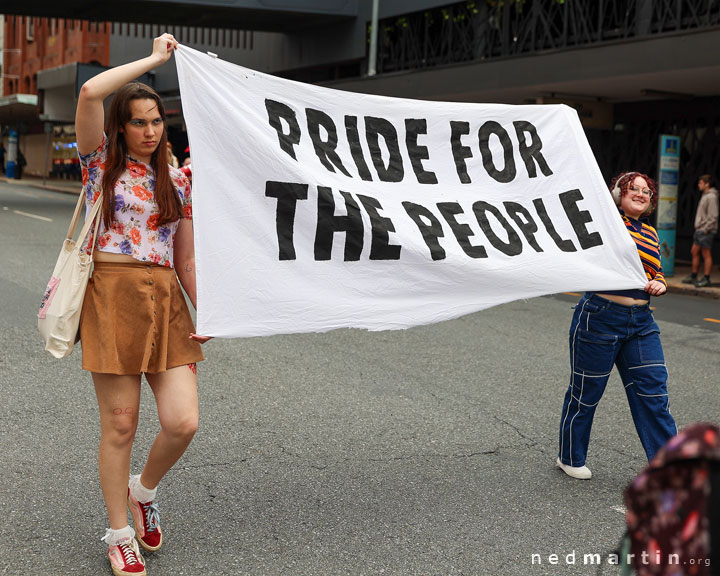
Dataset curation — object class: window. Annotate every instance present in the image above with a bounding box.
[26,17,35,41]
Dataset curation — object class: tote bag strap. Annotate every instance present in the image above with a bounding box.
[66,191,87,241]
[73,193,104,256]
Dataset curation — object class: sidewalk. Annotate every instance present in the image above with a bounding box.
[664,264,720,300]
[3,174,719,300]
[0,174,81,195]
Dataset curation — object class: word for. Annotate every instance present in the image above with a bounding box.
[265,181,602,261]
[265,99,553,186]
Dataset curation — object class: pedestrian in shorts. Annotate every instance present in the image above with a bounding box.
[682,174,718,288]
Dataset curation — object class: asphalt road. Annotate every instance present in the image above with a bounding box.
[1,182,719,576]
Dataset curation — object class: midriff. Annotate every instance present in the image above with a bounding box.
[93,252,142,264]
[595,293,649,306]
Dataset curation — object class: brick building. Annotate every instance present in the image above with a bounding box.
[0,13,272,179]
[3,16,109,96]
[1,16,110,178]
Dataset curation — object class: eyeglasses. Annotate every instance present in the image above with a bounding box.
[629,185,653,198]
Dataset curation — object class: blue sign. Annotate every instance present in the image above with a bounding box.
[662,137,680,156]
[6,130,18,179]
[660,169,678,185]
[657,135,681,276]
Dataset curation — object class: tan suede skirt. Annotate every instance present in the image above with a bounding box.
[79,261,204,375]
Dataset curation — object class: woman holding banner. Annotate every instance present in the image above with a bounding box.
[75,34,210,575]
[556,171,677,480]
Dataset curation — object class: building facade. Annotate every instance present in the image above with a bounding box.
[0,15,285,179]
[3,17,109,96]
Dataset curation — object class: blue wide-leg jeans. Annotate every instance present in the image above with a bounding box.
[558,293,677,467]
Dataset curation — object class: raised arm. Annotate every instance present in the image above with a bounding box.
[75,33,178,155]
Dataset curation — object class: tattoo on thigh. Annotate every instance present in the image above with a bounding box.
[188,363,197,375]
[112,407,135,416]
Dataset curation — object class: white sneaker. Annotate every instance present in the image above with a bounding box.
[556,457,592,479]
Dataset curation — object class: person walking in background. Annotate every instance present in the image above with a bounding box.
[556,171,677,480]
[16,148,26,179]
[75,33,210,576]
[682,174,718,288]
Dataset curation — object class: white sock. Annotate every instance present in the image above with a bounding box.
[129,474,157,503]
[101,525,135,546]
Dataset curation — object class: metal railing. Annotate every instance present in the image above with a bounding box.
[375,0,720,74]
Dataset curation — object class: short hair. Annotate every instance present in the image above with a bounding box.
[699,174,712,185]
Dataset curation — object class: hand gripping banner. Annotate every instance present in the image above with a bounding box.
[175,45,647,338]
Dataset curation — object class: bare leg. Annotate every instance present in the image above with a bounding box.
[691,243,700,275]
[701,247,713,277]
[140,364,199,489]
[93,373,142,529]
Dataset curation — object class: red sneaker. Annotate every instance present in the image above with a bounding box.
[128,488,163,552]
[107,538,147,576]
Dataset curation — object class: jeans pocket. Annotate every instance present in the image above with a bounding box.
[573,329,617,375]
[636,326,664,364]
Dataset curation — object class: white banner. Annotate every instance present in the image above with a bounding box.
[175,45,647,338]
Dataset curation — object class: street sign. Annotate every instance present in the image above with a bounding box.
[657,134,681,276]
[6,130,18,179]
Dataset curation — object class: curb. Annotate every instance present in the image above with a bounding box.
[666,283,720,300]
[0,176,80,195]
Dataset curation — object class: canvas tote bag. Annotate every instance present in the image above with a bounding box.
[38,191,103,358]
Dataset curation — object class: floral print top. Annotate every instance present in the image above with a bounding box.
[79,135,192,268]
[624,423,719,576]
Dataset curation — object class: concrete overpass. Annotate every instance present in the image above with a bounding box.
[0,0,359,32]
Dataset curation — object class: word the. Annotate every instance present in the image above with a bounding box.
[265,181,602,261]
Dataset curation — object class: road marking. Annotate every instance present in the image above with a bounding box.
[611,505,626,515]
[705,318,720,324]
[4,187,60,200]
[12,189,42,199]
[13,210,53,222]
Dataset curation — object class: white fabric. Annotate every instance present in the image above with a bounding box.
[175,45,647,338]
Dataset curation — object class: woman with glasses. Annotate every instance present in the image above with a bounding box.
[556,172,677,480]
[75,33,211,575]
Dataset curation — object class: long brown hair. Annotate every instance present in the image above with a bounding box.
[101,82,181,226]
[609,171,658,216]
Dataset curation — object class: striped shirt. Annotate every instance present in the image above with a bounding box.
[597,211,666,301]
